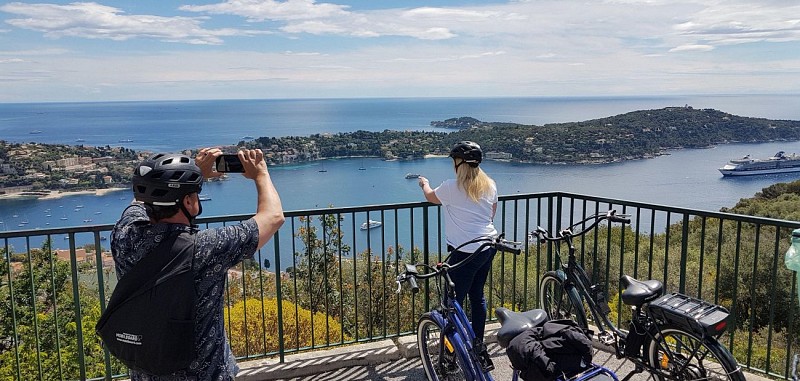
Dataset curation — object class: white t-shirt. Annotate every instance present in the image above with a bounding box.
[434,179,498,253]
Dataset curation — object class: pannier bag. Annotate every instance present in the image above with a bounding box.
[506,319,594,381]
[648,292,729,337]
[96,229,197,375]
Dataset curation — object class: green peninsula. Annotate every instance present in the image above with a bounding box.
[2,106,800,196]
[245,106,800,165]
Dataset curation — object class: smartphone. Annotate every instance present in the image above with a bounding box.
[215,154,245,173]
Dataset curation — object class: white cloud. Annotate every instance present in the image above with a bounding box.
[669,44,715,52]
[0,2,261,45]
[2,0,800,101]
[179,0,350,21]
[671,2,800,46]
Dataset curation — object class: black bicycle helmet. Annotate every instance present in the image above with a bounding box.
[132,153,203,205]
[449,141,483,167]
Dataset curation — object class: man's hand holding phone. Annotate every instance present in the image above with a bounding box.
[211,149,267,180]
[238,149,268,180]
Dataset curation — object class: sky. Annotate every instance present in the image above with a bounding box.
[0,0,799,103]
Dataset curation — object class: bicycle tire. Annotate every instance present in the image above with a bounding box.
[417,313,470,381]
[540,271,589,329]
[647,325,745,381]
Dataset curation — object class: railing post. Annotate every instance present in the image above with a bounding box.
[68,233,87,381]
[679,213,689,293]
[273,230,284,363]
[422,204,430,312]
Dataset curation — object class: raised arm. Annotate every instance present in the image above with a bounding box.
[418,176,441,204]
[239,149,285,249]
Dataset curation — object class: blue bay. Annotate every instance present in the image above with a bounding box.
[2,95,800,264]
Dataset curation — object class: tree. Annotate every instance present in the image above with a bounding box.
[0,239,124,380]
[225,298,348,356]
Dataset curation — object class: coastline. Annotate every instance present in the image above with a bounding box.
[0,187,128,201]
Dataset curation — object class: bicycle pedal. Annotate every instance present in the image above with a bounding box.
[479,354,495,372]
[473,342,494,372]
[599,332,615,346]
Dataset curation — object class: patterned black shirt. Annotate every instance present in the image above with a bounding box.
[110,204,259,381]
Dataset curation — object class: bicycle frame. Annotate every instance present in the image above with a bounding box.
[429,283,493,381]
[399,236,522,381]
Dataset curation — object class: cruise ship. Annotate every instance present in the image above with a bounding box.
[719,151,800,176]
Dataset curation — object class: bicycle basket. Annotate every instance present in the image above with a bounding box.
[648,292,729,337]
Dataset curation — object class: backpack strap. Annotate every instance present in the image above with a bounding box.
[98,227,194,325]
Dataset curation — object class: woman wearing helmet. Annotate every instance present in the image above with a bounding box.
[418,140,498,368]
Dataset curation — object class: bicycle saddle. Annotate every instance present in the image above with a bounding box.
[620,274,663,307]
[494,307,548,348]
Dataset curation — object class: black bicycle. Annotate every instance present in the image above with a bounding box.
[533,210,745,381]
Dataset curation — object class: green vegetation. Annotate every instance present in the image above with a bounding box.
[245,106,800,164]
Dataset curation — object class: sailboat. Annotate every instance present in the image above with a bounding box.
[359,158,366,170]
[318,161,328,172]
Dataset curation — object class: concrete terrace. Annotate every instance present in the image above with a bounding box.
[237,323,770,381]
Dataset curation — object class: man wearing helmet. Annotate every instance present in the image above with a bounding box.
[417,141,498,370]
[110,147,284,380]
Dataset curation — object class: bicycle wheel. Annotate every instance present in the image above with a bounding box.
[417,313,469,381]
[540,271,589,329]
[648,325,745,381]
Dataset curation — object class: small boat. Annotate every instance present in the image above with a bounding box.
[29,130,43,134]
[75,138,86,142]
[199,194,212,201]
[118,139,133,143]
[318,162,328,173]
[405,173,421,179]
[83,219,92,223]
[241,136,254,140]
[60,216,68,220]
[360,219,382,230]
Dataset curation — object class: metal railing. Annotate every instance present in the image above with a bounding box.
[2,191,800,380]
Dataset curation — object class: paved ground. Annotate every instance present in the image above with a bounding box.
[237,323,768,381]
[258,342,640,381]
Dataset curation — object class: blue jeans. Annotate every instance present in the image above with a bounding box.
[447,247,497,341]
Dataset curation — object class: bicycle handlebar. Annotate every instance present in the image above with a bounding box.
[532,210,630,243]
[395,234,522,293]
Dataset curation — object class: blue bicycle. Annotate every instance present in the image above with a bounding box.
[396,235,620,381]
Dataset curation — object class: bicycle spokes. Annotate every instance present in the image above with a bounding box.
[656,330,733,380]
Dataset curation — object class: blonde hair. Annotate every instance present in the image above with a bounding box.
[454,158,495,202]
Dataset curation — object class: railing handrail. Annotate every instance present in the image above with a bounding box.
[4,191,799,239]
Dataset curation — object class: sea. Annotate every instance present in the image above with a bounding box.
[2,95,800,258]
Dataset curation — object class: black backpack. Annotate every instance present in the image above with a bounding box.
[96,229,197,375]
[506,319,594,381]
